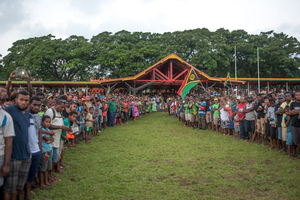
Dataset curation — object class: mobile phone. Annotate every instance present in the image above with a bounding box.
[15,71,24,76]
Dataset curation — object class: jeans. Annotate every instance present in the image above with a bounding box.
[108,112,116,127]
[239,120,248,139]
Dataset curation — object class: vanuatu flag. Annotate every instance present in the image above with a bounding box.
[223,72,230,87]
[107,85,111,95]
[177,68,200,100]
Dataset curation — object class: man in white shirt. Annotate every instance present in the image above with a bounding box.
[0,94,15,188]
[25,96,43,200]
[44,99,70,175]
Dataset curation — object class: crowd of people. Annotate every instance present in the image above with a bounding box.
[0,72,300,199]
[167,91,300,159]
[0,82,167,200]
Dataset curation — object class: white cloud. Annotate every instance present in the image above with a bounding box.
[1,0,300,57]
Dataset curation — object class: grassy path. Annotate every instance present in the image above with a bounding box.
[35,112,300,200]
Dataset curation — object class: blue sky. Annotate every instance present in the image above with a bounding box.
[0,0,299,57]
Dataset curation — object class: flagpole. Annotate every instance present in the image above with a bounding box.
[235,46,237,97]
[257,47,260,93]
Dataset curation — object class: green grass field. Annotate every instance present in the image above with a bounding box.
[35,112,300,200]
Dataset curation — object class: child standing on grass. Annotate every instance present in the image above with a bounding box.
[85,107,95,144]
[39,115,55,189]
[284,111,295,158]
[93,109,100,136]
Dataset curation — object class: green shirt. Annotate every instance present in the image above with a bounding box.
[213,103,220,116]
[109,101,116,112]
[184,103,190,114]
[191,103,199,115]
[61,118,70,141]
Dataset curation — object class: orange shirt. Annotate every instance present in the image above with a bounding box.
[103,104,107,116]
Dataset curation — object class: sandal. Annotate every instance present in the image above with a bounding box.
[31,184,40,190]
[39,184,53,189]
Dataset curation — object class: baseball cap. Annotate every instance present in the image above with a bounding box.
[278,94,284,99]
[214,98,218,101]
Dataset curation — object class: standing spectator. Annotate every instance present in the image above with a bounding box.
[255,94,266,145]
[238,97,247,140]
[96,99,103,131]
[0,93,14,190]
[198,96,206,130]
[267,98,277,149]
[244,96,255,142]
[275,94,284,150]
[44,99,70,176]
[205,96,212,130]
[25,96,43,200]
[289,91,300,156]
[108,97,116,127]
[212,98,220,132]
[277,92,292,152]
[4,91,31,200]
[0,86,9,109]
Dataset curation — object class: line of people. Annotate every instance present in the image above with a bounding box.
[0,86,166,200]
[168,91,300,158]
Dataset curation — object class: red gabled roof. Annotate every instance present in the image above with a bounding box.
[98,53,245,85]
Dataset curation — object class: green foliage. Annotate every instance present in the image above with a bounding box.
[3,29,300,81]
[34,112,300,199]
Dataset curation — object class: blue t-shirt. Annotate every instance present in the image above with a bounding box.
[275,103,282,127]
[5,105,30,160]
[198,101,206,115]
[41,127,52,152]
[76,106,83,121]
[284,116,292,134]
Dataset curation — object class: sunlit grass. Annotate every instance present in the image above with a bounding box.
[35,112,300,200]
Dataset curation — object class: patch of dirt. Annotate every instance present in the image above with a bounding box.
[165,160,175,163]
[174,176,198,187]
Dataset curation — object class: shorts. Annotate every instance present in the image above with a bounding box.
[52,147,59,163]
[282,127,287,141]
[286,130,294,146]
[245,120,255,133]
[265,122,270,138]
[206,112,212,123]
[80,125,85,133]
[221,120,230,129]
[59,140,64,156]
[277,127,282,140]
[213,115,219,125]
[4,156,32,193]
[185,114,191,121]
[292,126,300,145]
[93,123,99,131]
[234,124,240,132]
[103,116,107,123]
[85,127,92,132]
[257,118,265,134]
[0,155,4,186]
[229,118,234,130]
[191,115,196,122]
[270,125,277,140]
[39,150,53,172]
[180,112,185,119]
[27,151,42,182]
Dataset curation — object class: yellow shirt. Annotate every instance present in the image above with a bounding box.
[280,101,291,128]
[85,113,93,128]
